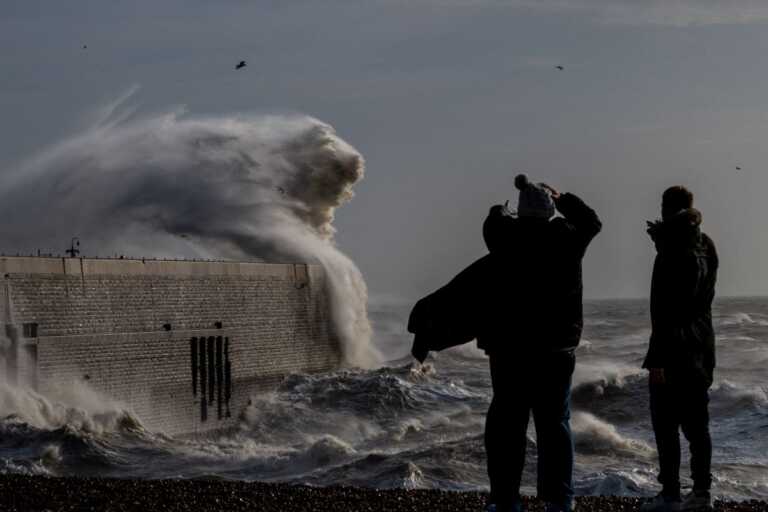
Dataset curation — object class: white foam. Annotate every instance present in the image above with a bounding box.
[572,412,654,457]
[711,380,768,407]
[719,312,768,327]
[0,380,138,434]
[0,91,380,368]
[39,444,63,466]
[573,360,645,389]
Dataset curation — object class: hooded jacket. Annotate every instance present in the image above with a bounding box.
[643,208,719,386]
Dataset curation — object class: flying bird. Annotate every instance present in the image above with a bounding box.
[555,65,564,71]
[82,45,87,49]
[736,166,742,171]
[235,60,246,70]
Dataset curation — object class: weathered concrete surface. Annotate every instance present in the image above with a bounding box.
[0,256,340,435]
[1,475,765,512]
[0,255,314,277]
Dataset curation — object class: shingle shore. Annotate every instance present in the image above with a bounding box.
[0,475,766,511]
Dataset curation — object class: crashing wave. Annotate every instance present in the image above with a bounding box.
[572,412,654,457]
[710,381,768,411]
[0,381,141,434]
[0,92,379,367]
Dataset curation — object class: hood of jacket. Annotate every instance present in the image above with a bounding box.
[648,208,703,252]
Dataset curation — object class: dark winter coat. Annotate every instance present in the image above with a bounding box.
[477,192,601,354]
[642,208,718,387]
[408,193,601,362]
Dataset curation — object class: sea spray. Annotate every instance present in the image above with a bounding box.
[0,379,138,434]
[0,96,380,368]
[571,412,654,457]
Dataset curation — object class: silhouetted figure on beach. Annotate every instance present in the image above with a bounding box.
[480,175,601,512]
[408,174,601,512]
[641,186,718,512]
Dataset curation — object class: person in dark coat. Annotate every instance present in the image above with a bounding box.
[409,174,600,512]
[480,175,601,512]
[640,186,719,512]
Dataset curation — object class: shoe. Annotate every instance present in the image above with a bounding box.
[640,493,681,512]
[681,490,712,511]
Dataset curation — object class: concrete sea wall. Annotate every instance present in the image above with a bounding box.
[0,257,341,435]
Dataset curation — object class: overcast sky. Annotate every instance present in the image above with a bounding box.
[2,1,768,300]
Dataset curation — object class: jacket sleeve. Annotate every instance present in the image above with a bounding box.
[408,296,435,363]
[554,193,602,256]
[407,256,493,361]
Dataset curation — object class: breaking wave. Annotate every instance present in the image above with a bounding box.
[0,381,140,434]
[0,91,379,367]
[572,412,654,457]
[710,381,768,411]
[718,312,768,327]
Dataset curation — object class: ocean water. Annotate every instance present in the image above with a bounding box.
[1,298,767,501]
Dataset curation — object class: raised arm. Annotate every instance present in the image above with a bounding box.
[552,191,602,257]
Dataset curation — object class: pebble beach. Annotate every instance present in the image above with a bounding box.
[1,475,766,512]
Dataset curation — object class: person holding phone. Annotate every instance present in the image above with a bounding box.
[479,174,602,512]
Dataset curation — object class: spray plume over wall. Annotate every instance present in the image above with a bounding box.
[0,93,380,368]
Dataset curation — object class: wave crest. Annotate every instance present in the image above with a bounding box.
[572,412,654,457]
[0,95,379,367]
[0,381,141,435]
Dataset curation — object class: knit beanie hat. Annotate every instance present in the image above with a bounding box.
[515,174,555,219]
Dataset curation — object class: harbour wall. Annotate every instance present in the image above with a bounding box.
[0,257,341,435]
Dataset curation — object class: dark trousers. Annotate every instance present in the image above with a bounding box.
[649,374,712,499]
[485,351,575,508]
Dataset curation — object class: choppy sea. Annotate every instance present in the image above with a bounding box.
[2,298,767,501]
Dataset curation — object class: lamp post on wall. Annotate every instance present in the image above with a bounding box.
[65,237,80,258]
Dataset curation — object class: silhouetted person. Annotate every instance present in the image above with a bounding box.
[480,174,601,512]
[641,186,718,512]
